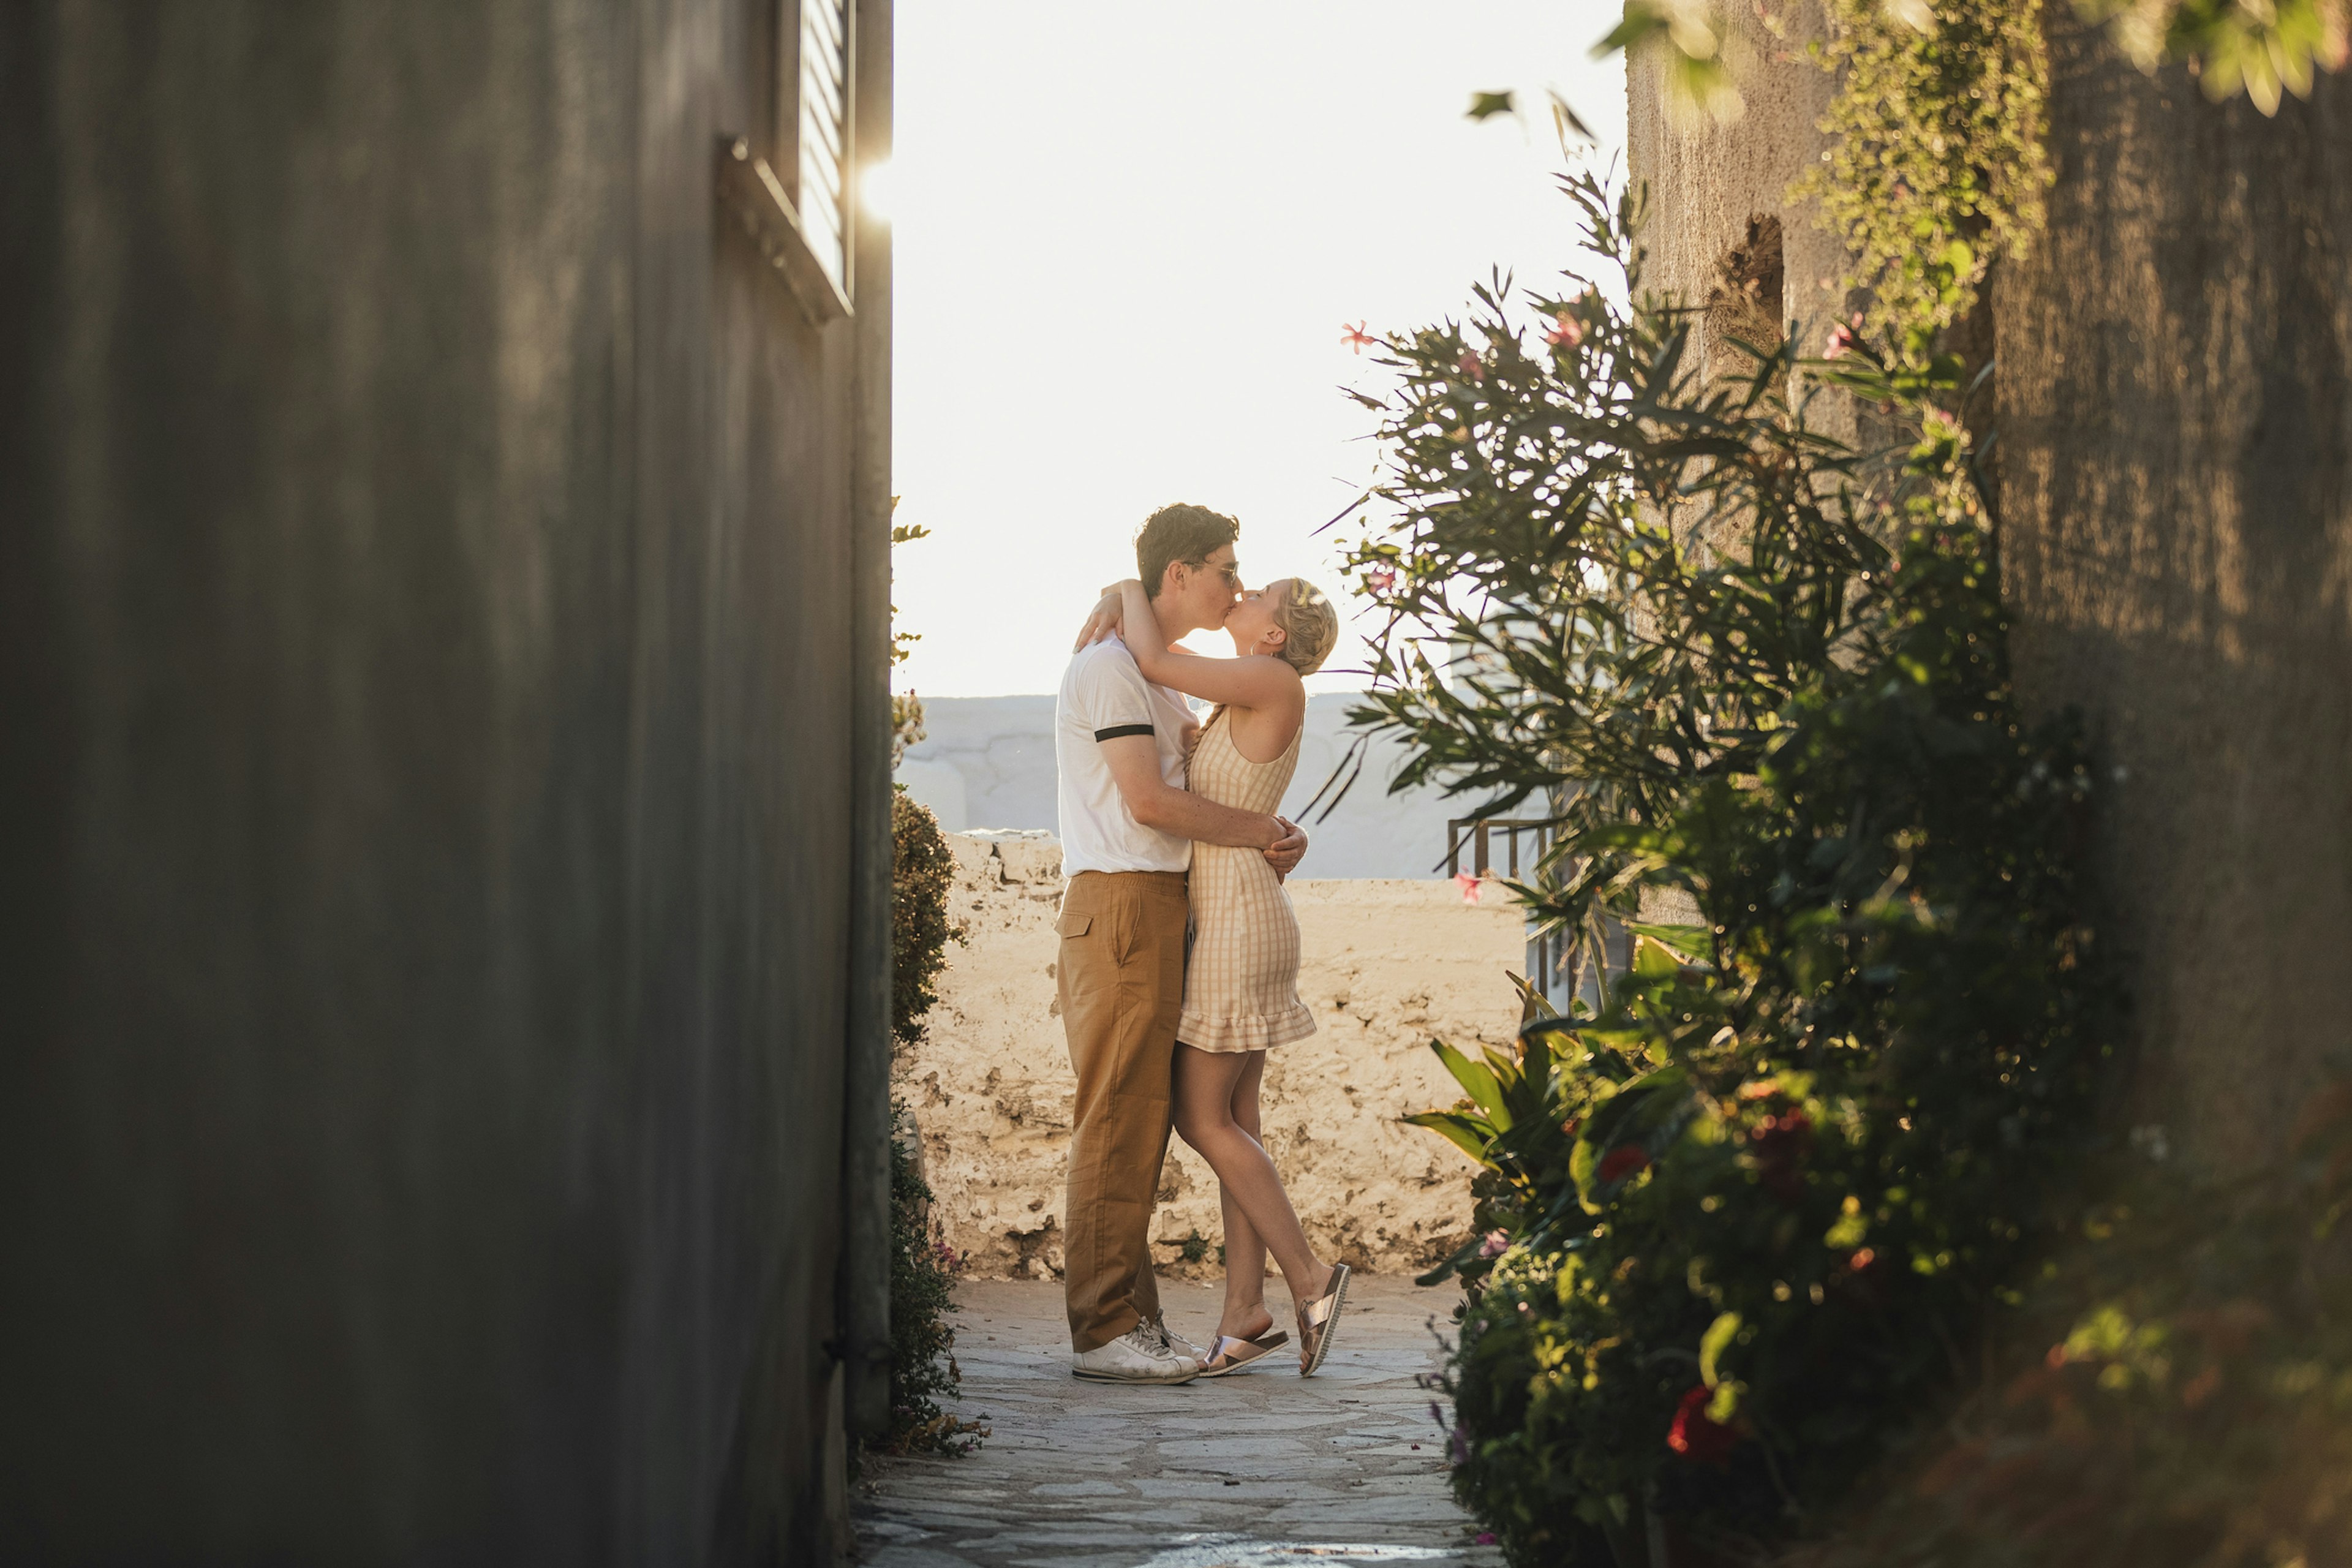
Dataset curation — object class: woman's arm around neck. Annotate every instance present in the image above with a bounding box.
[1116,579,1301,713]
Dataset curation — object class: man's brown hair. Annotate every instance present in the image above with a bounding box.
[1134,503,1240,599]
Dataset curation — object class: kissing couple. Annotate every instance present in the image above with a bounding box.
[1050,502,1352,1385]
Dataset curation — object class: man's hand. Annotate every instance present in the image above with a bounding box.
[1070,582,1129,651]
[1264,816,1306,881]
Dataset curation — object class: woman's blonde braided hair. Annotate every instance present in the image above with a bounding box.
[1270,578,1340,677]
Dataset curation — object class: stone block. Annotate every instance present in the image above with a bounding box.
[994,838,1065,886]
[946,832,1001,888]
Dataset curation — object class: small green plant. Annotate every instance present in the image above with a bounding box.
[875,1100,987,1458]
[891,506,929,766]
[891,786,965,1052]
[876,788,978,1458]
[1178,1229,1211,1265]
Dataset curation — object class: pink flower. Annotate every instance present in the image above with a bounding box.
[1823,311,1863,360]
[1454,870,1483,905]
[1457,349,1484,380]
[1341,320,1377,354]
[1479,1228,1510,1259]
[1477,1533,1498,1546]
[1366,565,1398,594]
[1544,310,1585,348]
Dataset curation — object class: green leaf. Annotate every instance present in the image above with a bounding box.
[1403,1109,1498,1165]
[1632,935,1683,979]
[1625,921,1712,962]
[1700,1310,1743,1387]
[1569,1134,1601,1213]
[1466,89,1516,122]
[1433,1040,1515,1131]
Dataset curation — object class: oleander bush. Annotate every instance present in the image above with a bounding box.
[1343,173,2119,1562]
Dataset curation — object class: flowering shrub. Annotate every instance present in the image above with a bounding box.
[1349,175,2117,1561]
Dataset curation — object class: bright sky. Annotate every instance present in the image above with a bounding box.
[888,2,1629,698]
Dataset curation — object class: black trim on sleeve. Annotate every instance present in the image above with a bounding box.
[1093,724,1156,742]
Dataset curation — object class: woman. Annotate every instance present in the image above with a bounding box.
[1090,572,1351,1376]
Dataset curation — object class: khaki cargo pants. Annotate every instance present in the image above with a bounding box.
[1055,868,1189,1352]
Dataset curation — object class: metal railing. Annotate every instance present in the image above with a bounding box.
[1446,814,1630,1016]
[1445,817,1554,880]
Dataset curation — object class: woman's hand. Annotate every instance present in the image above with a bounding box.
[1264,816,1306,882]
[1070,579,1139,650]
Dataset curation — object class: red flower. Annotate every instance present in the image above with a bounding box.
[1457,349,1484,380]
[1341,320,1378,354]
[1544,310,1585,348]
[1453,870,1483,905]
[1667,1385,1740,1464]
[1365,565,1397,594]
[1597,1145,1650,1183]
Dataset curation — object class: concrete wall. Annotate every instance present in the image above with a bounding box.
[0,3,889,1561]
[1999,13,2352,1166]
[900,835,1530,1282]
[896,693,1481,878]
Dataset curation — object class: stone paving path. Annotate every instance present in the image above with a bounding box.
[856,1276,1504,1568]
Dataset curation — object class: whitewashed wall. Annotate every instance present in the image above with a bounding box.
[895,693,1471,880]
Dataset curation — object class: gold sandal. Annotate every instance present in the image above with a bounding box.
[1197,1329,1288,1378]
[1298,1263,1352,1378]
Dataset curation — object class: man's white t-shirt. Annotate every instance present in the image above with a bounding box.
[1055,635,1194,876]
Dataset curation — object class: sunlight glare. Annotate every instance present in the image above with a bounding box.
[857,156,896,225]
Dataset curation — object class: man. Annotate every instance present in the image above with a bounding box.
[1053,503,1306,1384]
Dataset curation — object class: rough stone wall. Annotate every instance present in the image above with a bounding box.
[1999,15,2352,1166]
[899,836,1531,1281]
[0,3,886,1561]
[1624,2,1842,387]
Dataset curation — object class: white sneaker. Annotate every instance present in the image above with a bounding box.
[1154,1315,1208,1362]
[1071,1325,1202,1384]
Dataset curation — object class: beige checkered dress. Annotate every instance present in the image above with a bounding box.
[1177,708,1316,1053]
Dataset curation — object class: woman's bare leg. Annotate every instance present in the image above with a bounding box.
[1217,1053,1272,1340]
[1172,1044,1332,1338]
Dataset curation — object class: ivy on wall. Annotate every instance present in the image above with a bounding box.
[1608,0,2346,360]
[1793,0,2052,355]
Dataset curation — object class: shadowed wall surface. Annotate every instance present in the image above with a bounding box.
[0,2,886,1561]
[2000,13,2352,1167]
